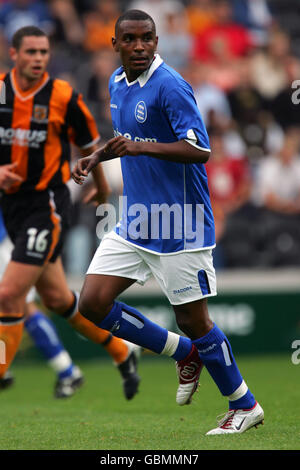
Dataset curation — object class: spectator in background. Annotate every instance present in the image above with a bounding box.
[226,57,272,161]
[157,11,191,71]
[185,0,216,37]
[268,56,300,131]
[255,129,300,215]
[188,62,232,128]
[129,0,184,35]
[47,0,86,78]
[252,127,300,266]
[0,0,54,42]
[206,129,252,243]
[76,48,118,141]
[268,0,300,59]
[227,59,267,127]
[49,0,84,48]
[182,60,246,161]
[231,0,273,46]
[82,0,121,52]
[250,28,300,100]
[192,0,253,63]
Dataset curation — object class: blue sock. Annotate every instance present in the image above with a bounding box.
[25,311,74,379]
[193,324,256,410]
[98,301,192,360]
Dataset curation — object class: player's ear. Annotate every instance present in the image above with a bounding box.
[9,47,17,62]
[112,37,119,52]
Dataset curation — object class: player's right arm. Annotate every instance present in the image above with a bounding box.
[0,163,23,190]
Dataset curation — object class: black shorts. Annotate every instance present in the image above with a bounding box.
[1,185,72,266]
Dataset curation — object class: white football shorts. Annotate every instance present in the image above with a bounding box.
[87,230,217,305]
[0,236,36,303]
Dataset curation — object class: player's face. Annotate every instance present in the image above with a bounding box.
[112,19,158,82]
[10,35,50,83]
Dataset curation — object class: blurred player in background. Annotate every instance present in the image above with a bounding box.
[0,206,84,398]
[0,26,140,400]
[73,9,264,435]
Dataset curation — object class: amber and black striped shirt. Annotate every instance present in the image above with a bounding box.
[0,68,100,194]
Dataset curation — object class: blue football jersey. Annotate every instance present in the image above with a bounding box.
[109,55,215,254]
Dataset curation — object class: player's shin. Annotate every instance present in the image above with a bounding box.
[61,292,129,364]
[0,314,24,377]
[25,310,75,379]
[96,300,192,360]
[193,323,256,409]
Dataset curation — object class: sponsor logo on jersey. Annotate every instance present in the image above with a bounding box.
[0,127,47,148]
[113,128,157,143]
[135,101,147,123]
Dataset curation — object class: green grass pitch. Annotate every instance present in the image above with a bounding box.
[0,354,299,450]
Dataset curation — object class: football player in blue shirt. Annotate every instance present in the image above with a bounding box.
[72,9,264,435]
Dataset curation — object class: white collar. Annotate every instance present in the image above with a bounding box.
[114,54,163,87]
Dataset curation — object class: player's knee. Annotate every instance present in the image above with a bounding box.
[176,315,194,337]
[0,284,21,313]
[41,290,68,313]
[78,290,111,323]
[175,309,213,339]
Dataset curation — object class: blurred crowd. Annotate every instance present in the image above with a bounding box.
[1,0,300,272]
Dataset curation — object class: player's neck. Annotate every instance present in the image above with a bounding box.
[125,68,143,83]
[13,68,46,92]
[125,56,156,83]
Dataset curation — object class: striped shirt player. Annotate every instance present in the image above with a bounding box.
[0,67,99,265]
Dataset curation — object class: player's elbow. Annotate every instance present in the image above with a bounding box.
[198,149,210,164]
[184,140,210,163]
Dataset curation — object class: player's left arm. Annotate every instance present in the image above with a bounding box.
[103,137,210,164]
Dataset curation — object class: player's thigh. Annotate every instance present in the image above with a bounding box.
[0,237,37,308]
[148,249,216,338]
[0,260,43,312]
[150,249,217,306]
[80,231,149,317]
[35,256,73,313]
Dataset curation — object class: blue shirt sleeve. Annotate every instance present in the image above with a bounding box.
[161,83,210,151]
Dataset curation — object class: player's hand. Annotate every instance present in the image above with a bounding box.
[72,151,101,185]
[0,163,23,190]
[104,136,142,157]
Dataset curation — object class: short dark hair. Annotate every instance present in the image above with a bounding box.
[115,9,156,36]
[12,26,47,50]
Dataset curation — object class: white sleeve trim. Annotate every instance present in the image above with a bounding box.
[80,135,100,150]
[184,138,211,152]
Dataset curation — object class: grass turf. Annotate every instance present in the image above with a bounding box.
[0,354,299,450]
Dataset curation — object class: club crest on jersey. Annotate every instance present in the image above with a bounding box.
[135,101,147,123]
[32,104,48,123]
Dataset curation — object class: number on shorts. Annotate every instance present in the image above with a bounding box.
[26,228,50,252]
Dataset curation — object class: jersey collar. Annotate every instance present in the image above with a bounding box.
[10,67,50,101]
[114,54,163,88]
